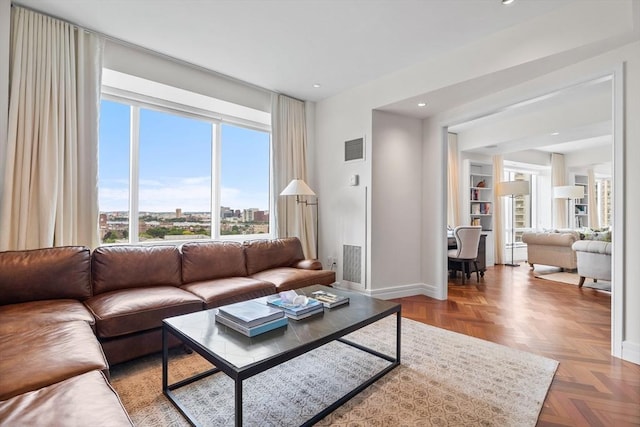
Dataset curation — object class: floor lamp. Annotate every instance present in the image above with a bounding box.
[553,185,585,228]
[496,180,530,267]
[280,179,319,258]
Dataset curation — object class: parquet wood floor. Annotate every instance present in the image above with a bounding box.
[391,264,640,426]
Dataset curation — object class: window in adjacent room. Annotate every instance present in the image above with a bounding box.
[503,169,535,247]
[98,70,272,245]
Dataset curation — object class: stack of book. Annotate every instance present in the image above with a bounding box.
[311,290,349,308]
[267,297,324,320]
[215,300,287,337]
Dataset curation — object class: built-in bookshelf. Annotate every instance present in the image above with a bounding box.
[574,174,588,228]
[469,163,493,231]
[513,172,530,243]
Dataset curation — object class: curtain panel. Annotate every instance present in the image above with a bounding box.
[0,7,103,250]
[271,94,315,258]
[551,153,566,229]
[492,155,504,265]
[446,133,460,227]
[587,168,598,228]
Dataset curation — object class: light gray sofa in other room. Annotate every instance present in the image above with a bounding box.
[572,240,612,287]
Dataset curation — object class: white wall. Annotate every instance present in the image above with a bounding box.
[315,3,639,363]
[103,41,272,113]
[370,111,423,294]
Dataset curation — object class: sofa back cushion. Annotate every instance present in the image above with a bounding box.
[522,232,578,247]
[0,246,91,305]
[92,245,181,294]
[181,241,247,283]
[244,237,305,275]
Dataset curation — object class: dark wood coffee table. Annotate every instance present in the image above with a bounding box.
[162,284,401,426]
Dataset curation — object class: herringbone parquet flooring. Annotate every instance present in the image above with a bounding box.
[392,264,640,426]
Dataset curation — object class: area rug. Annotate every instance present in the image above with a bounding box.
[533,266,611,291]
[110,317,558,426]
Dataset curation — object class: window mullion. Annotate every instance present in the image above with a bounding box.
[129,106,141,243]
[211,122,221,239]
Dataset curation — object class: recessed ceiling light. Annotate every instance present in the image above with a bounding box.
[502,0,515,4]
[551,132,560,136]
[312,84,321,88]
[418,102,426,107]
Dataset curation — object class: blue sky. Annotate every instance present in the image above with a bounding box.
[99,100,270,213]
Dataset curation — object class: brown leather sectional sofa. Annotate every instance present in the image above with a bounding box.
[0,237,335,425]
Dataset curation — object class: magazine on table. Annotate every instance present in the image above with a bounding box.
[217,300,284,328]
[310,290,349,308]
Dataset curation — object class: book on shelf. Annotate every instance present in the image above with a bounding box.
[215,312,288,337]
[266,297,324,320]
[310,290,349,308]
[217,300,284,328]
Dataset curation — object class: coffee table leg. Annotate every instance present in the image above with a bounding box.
[162,326,169,392]
[235,379,242,426]
[396,311,401,363]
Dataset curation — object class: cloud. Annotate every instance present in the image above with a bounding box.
[99,178,269,212]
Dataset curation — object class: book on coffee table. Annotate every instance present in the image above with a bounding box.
[267,298,324,320]
[310,290,349,308]
[215,313,288,337]
[217,300,284,328]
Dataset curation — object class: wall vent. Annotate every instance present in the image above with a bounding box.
[345,138,364,162]
[342,245,362,283]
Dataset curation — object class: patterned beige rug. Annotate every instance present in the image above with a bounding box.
[533,266,611,291]
[110,317,558,426]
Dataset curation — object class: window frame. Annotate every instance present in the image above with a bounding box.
[100,88,273,245]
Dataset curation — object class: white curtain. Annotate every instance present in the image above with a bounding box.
[446,133,460,227]
[587,168,598,228]
[0,7,103,251]
[492,155,504,265]
[271,94,316,258]
[551,153,566,229]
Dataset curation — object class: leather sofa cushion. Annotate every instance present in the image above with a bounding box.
[0,246,91,305]
[0,370,133,426]
[0,321,108,400]
[0,299,95,335]
[244,237,305,275]
[181,277,276,309]
[181,241,247,283]
[85,286,203,338]
[250,267,336,292]
[92,245,182,294]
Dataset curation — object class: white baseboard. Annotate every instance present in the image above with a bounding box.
[366,283,441,300]
[622,340,640,365]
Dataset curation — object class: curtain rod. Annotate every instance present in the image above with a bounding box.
[10,2,287,100]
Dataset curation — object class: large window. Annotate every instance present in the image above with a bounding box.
[98,97,271,245]
[504,170,534,246]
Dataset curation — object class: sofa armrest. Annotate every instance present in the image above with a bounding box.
[572,240,612,255]
[293,259,323,270]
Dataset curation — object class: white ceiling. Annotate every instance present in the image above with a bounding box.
[15,0,575,102]
[13,0,625,158]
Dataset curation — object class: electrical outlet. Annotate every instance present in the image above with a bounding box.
[326,256,337,270]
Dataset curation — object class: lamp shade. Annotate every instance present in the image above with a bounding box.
[496,180,530,197]
[280,179,316,196]
[553,185,584,199]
